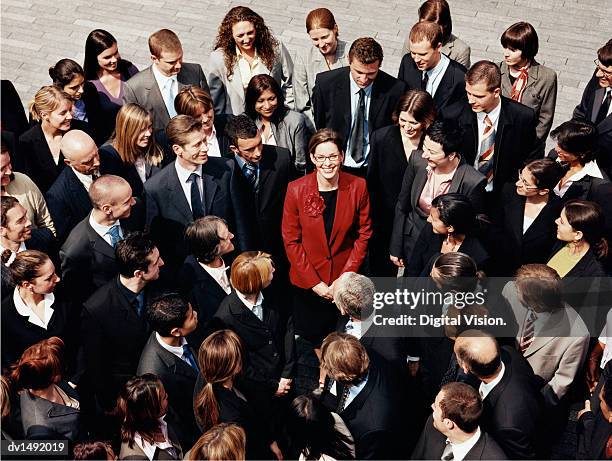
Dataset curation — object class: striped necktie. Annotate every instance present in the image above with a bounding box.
[477,115,495,184]
[519,309,537,354]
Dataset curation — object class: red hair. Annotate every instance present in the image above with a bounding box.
[10,337,64,390]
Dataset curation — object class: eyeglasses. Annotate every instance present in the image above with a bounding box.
[517,169,540,190]
[594,59,612,78]
[313,153,341,164]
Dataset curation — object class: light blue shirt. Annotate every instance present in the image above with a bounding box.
[234,154,260,183]
[345,77,373,168]
[344,372,369,409]
[425,53,450,97]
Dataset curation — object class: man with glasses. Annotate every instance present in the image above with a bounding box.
[573,40,612,178]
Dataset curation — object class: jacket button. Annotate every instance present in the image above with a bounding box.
[273,352,278,357]
[268,340,273,345]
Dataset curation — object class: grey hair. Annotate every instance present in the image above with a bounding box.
[333,272,375,319]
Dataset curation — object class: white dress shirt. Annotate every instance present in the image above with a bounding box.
[236,290,264,321]
[0,241,26,266]
[344,372,369,409]
[474,100,502,192]
[200,261,232,294]
[152,64,178,117]
[13,288,55,329]
[447,427,482,461]
[71,167,95,192]
[553,160,603,197]
[134,156,147,183]
[134,415,176,461]
[345,77,373,168]
[207,125,222,158]
[424,53,450,97]
[478,361,505,399]
[174,161,204,212]
[154,332,194,366]
[236,47,268,89]
[88,212,122,247]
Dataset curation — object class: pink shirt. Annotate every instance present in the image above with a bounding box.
[417,166,457,214]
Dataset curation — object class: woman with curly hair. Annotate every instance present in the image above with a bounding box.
[208,6,294,115]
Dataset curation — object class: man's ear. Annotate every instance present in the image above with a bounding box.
[229,145,239,156]
[63,158,71,167]
[150,54,158,64]
[169,326,182,338]
[493,87,502,99]
[171,144,183,157]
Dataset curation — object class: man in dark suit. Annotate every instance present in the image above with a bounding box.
[454,330,543,459]
[77,232,163,436]
[443,61,537,208]
[225,114,291,270]
[60,175,135,303]
[573,40,612,178]
[412,382,507,460]
[45,130,117,243]
[1,79,29,139]
[577,374,612,459]
[144,115,234,284]
[312,37,407,177]
[124,29,209,132]
[178,216,234,348]
[320,333,405,459]
[398,22,467,115]
[137,293,199,450]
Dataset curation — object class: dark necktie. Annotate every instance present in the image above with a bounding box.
[422,71,429,91]
[337,383,351,413]
[349,89,366,163]
[188,172,205,219]
[595,90,611,125]
[242,162,258,191]
[135,291,145,317]
[182,344,199,372]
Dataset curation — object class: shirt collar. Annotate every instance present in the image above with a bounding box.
[134,415,174,461]
[571,160,604,180]
[155,332,187,358]
[235,290,264,312]
[13,287,55,329]
[88,211,119,236]
[426,53,449,78]
[349,75,373,97]
[448,427,481,461]
[71,167,95,187]
[235,46,259,60]
[234,154,258,170]
[477,99,502,126]
[152,64,177,90]
[479,361,505,399]
[174,160,203,184]
[117,276,141,304]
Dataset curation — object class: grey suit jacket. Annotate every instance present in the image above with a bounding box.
[207,42,294,115]
[293,39,349,127]
[403,33,471,68]
[502,281,590,405]
[500,60,558,149]
[255,110,311,171]
[123,63,209,131]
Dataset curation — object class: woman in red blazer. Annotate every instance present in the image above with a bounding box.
[282,128,372,351]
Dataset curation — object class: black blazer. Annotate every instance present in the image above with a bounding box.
[78,277,151,412]
[489,183,563,275]
[325,357,405,460]
[228,145,292,263]
[59,215,122,304]
[144,158,234,280]
[17,120,92,193]
[177,255,230,349]
[136,332,199,449]
[558,175,609,204]
[312,66,407,151]
[573,74,612,178]
[443,96,538,195]
[211,291,295,398]
[480,347,544,460]
[390,153,486,261]
[1,292,76,372]
[1,79,29,139]
[397,54,468,115]
[577,410,612,460]
[366,125,412,275]
[412,415,507,460]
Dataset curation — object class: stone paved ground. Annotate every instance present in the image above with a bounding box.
[2,0,611,146]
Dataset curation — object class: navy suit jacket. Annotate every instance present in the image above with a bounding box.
[397,54,468,115]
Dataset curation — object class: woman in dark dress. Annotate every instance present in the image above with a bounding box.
[193,330,280,460]
[1,250,75,372]
[83,29,138,143]
[367,90,436,276]
[18,86,90,193]
[404,193,489,277]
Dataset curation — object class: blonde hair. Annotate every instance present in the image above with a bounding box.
[187,424,246,461]
[28,86,72,122]
[0,376,11,420]
[113,103,163,166]
[321,333,369,383]
[230,251,274,296]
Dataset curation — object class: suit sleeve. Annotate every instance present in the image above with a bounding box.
[356,430,396,460]
[491,426,536,460]
[466,174,487,214]
[279,42,295,110]
[27,176,57,236]
[281,314,296,379]
[523,107,540,162]
[397,55,408,85]
[207,52,229,115]
[123,80,138,105]
[541,334,589,405]
[572,75,597,121]
[46,189,72,243]
[195,64,210,93]
[291,112,310,172]
[455,45,471,69]
[535,71,558,145]
[340,182,373,274]
[312,75,326,130]
[281,185,322,289]
[389,158,417,258]
[293,51,310,114]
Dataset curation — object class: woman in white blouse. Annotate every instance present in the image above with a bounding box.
[293,8,350,128]
[208,6,294,116]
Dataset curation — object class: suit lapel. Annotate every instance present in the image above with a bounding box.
[591,87,606,123]
[166,165,194,223]
[228,62,246,108]
[369,81,384,134]
[328,172,351,247]
[507,194,525,246]
[85,217,116,260]
[228,292,263,328]
[410,163,429,210]
[153,336,198,379]
[304,173,330,253]
[525,308,570,356]
[338,73,352,140]
[143,66,169,120]
[433,66,452,108]
[202,173,217,215]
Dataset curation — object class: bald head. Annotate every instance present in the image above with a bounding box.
[62,130,100,175]
[89,175,135,221]
[454,330,501,379]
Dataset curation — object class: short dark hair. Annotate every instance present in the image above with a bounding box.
[425,120,463,156]
[49,59,85,88]
[166,115,203,148]
[439,382,482,433]
[348,37,383,65]
[146,293,190,336]
[245,74,286,124]
[115,232,156,277]
[500,22,539,61]
[550,120,598,166]
[465,60,501,91]
[523,158,565,191]
[409,21,443,48]
[225,114,259,146]
[308,128,343,157]
[186,216,228,264]
[598,40,612,67]
[515,264,563,313]
[431,193,475,235]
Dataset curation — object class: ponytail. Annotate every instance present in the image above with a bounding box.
[194,382,220,432]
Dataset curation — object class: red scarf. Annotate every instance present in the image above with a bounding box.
[510,64,530,102]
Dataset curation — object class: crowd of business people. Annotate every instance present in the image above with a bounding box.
[1,0,612,459]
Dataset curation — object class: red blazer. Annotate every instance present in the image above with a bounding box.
[282,171,372,289]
